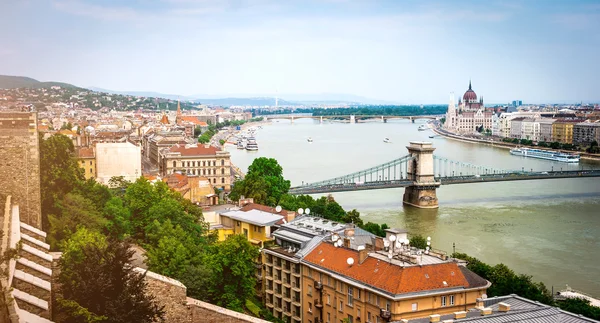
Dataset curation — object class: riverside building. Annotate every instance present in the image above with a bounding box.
[262,216,490,323]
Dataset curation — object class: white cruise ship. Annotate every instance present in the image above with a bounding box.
[509,148,579,163]
[246,137,258,151]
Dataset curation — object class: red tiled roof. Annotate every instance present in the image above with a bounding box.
[304,242,484,295]
[179,116,208,126]
[168,144,219,156]
[77,147,94,158]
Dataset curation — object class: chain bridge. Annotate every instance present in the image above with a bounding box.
[288,142,600,208]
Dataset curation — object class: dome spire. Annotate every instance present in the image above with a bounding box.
[469,79,472,90]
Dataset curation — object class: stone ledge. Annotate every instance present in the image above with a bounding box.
[12,289,48,310]
[16,258,52,278]
[20,234,50,250]
[13,269,51,291]
[19,223,46,239]
[21,244,53,263]
[134,267,186,289]
[17,308,54,323]
[187,297,270,323]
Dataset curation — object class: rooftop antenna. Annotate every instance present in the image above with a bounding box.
[297,208,304,215]
[305,208,311,215]
[275,205,282,213]
[347,257,355,266]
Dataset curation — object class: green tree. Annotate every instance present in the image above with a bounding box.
[103,197,132,239]
[557,297,600,320]
[48,193,109,249]
[550,141,561,149]
[56,228,165,323]
[246,157,291,206]
[409,235,428,249]
[208,235,260,312]
[40,134,85,231]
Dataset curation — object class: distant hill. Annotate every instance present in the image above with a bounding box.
[192,97,299,106]
[0,75,80,89]
[87,87,195,101]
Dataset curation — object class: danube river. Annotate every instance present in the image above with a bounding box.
[225,118,600,296]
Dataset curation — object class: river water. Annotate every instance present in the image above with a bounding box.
[225,118,600,296]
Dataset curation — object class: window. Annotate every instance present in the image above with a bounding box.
[236,221,241,227]
[368,312,371,322]
[221,168,225,174]
[203,161,206,166]
[441,296,447,307]
[89,168,92,173]
[339,300,343,312]
[386,300,390,311]
[347,286,353,306]
[221,159,225,166]
[327,313,330,323]
[376,295,379,306]
[412,302,418,312]
[348,315,353,323]
[357,308,361,320]
[172,161,176,167]
[308,302,312,313]
[222,177,225,183]
[89,161,92,165]
[450,295,455,306]
[308,285,312,297]
[213,178,216,183]
[327,294,331,305]
[368,292,372,304]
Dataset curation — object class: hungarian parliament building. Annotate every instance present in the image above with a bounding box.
[443,81,494,134]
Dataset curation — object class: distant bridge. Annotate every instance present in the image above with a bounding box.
[263,114,440,123]
[288,142,599,208]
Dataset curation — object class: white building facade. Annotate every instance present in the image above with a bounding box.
[95,142,142,185]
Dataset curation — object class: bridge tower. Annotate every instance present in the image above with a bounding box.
[320,116,323,124]
[291,115,294,124]
[403,142,441,208]
[350,115,356,124]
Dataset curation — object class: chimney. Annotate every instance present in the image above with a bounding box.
[204,144,210,148]
[343,238,350,248]
[475,298,484,309]
[481,308,492,316]
[498,302,510,312]
[358,248,368,264]
[372,237,384,251]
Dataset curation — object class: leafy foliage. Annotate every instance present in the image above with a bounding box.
[409,235,428,249]
[556,297,600,320]
[40,134,85,231]
[230,157,290,206]
[452,253,553,304]
[56,228,165,323]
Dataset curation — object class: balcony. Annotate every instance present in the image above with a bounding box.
[266,289,274,294]
[266,302,274,308]
[292,281,301,291]
[292,296,301,305]
[283,293,291,300]
[255,263,263,269]
[315,299,323,308]
[292,314,301,322]
[283,307,292,316]
[314,281,323,290]
[380,308,392,321]
[274,262,282,269]
[292,268,301,277]
[283,264,291,272]
[274,276,282,284]
[283,278,290,286]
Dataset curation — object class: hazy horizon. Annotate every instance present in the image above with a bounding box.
[1,0,599,104]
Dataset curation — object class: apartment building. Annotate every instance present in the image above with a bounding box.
[520,118,539,141]
[538,118,555,142]
[76,147,96,180]
[573,122,600,146]
[301,241,490,323]
[552,119,583,144]
[95,142,142,184]
[509,117,525,139]
[159,143,232,190]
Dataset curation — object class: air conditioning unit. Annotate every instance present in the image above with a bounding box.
[380,308,392,320]
[314,281,323,290]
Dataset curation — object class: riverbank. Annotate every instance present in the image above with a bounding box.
[431,126,600,162]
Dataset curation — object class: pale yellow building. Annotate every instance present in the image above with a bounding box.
[76,147,96,180]
[552,120,580,144]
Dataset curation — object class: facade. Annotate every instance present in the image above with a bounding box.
[573,122,600,146]
[163,173,218,206]
[159,143,232,190]
[520,118,539,141]
[95,142,142,184]
[76,147,96,180]
[301,242,489,323]
[0,112,42,228]
[444,82,493,134]
[145,131,188,166]
[509,118,525,139]
[552,120,582,144]
[538,118,555,142]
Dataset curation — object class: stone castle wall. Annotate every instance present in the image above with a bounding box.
[0,113,42,229]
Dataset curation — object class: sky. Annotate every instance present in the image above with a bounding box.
[1,0,599,104]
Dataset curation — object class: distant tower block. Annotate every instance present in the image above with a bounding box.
[403,142,441,208]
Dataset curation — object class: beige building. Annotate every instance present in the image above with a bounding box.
[159,143,231,191]
[552,120,582,144]
[96,142,142,185]
[301,242,489,323]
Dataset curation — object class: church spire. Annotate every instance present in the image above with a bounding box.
[176,99,181,116]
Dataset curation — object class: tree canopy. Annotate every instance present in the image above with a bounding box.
[56,228,165,323]
[230,157,290,206]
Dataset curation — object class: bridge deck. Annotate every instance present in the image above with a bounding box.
[288,170,600,195]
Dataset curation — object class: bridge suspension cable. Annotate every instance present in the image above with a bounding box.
[300,154,415,188]
[432,155,514,178]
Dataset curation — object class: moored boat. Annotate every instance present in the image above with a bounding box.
[418,124,428,131]
[307,137,313,143]
[246,137,258,151]
[509,147,579,163]
[383,137,391,143]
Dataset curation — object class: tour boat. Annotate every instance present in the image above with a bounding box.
[246,137,259,151]
[236,139,245,149]
[383,138,391,143]
[418,125,428,131]
[509,148,579,163]
[307,137,313,143]
[428,135,435,139]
